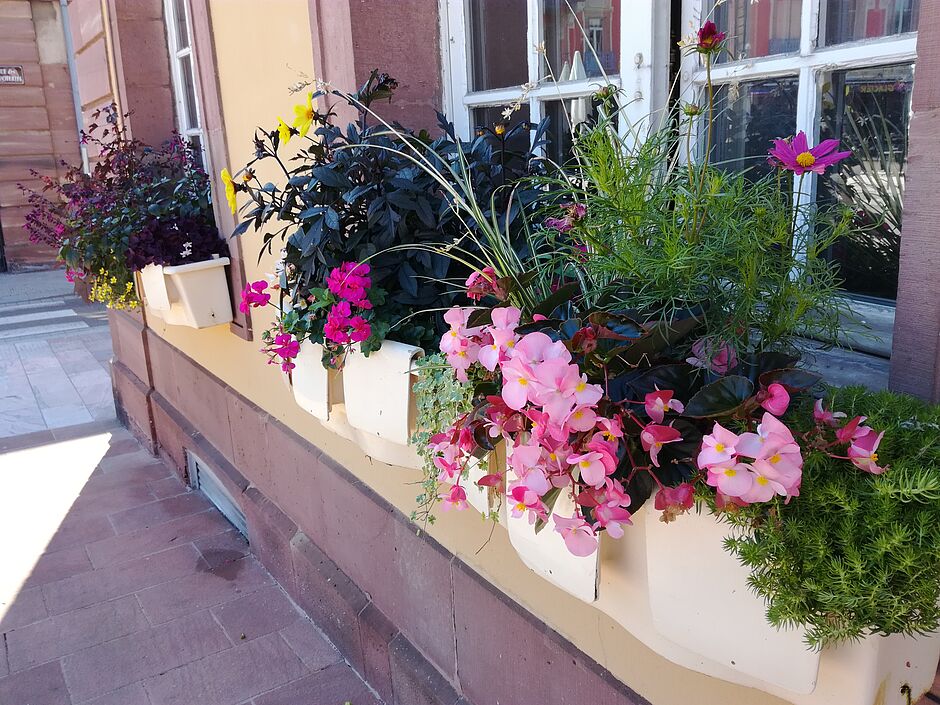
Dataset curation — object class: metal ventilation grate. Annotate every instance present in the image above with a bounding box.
[186,451,247,537]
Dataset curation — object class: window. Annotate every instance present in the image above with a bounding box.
[444,0,623,161]
[163,0,207,164]
[682,0,918,303]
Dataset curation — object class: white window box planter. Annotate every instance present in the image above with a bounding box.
[139,258,233,328]
[341,340,424,469]
[290,341,333,421]
[638,497,940,703]
[507,490,599,603]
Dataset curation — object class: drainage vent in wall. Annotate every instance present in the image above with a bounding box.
[186,451,247,537]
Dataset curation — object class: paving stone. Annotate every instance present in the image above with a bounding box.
[0,660,71,705]
[96,449,165,474]
[71,482,156,518]
[147,475,185,499]
[212,585,300,643]
[42,542,206,615]
[135,555,274,625]
[109,492,212,534]
[23,544,94,588]
[86,510,231,569]
[0,586,48,631]
[62,609,231,702]
[194,529,250,569]
[253,662,381,705]
[46,514,114,552]
[278,619,343,672]
[5,595,149,673]
[143,631,306,705]
[80,682,153,705]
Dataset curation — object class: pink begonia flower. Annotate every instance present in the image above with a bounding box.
[509,484,545,524]
[687,338,737,375]
[508,442,542,475]
[847,429,886,474]
[596,416,624,441]
[500,355,537,410]
[439,484,468,512]
[654,483,695,523]
[440,307,481,355]
[445,341,480,382]
[641,424,682,468]
[767,131,851,176]
[705,462,754,499]
[568,450,615,488]
[510,331,571,367]
[814,398,846,427]
[697,422,739,469]
[594,503,632,539]
[645,388,685,424]
[564,405,598,433]
[740,465,788,504]
[715,490,748,511]
[239,280,271,313]
[760,383,790,416]
[736,412,796,458]
[552,514,598,557]
[836,415,873,445]
[525,409,568,444]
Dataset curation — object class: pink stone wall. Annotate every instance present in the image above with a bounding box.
[890,0,940,400]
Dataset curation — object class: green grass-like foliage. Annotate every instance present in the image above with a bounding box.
[724,387,940,648]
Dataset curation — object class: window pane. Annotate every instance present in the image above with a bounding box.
[179,53,199,131]
[823,0,919,46]
[542,0,619,81]
[708,77,798,175]
[709,0,800,62]
[172,0,190,49]
[471,104,532,155]
[468,1,528,91]
[819,64,913,301]
[543,95,613,164]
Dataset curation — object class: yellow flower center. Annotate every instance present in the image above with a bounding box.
[714,443,726,453]
[518,378,528,386]
[575,382,586,392]
[796,151,816,168]
[769,453,781,464]
[457,351,467,358]
[756,476,769,486]
[515,502,526,512]
[549,453,557,461]
[507,340,515,348]
[450,330,458,337]
[579,460,591,469]
[663,403,671,412]
[573,411,583,420]
[723,468,736,477]
[871,452,879,462]
[655,442,663,448]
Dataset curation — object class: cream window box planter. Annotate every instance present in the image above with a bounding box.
[139,258,233,328]
[631,497,940,703]
[507,490,599,603]
[290,342,334,421]
[340,340,423,469]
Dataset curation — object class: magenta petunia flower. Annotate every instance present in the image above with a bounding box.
[767,131,852,176]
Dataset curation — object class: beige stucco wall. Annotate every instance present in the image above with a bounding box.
[146,2,789,703]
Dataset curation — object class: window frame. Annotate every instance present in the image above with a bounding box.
[163,0,209,167]
[440,0,670,146]
[680,0,917,309]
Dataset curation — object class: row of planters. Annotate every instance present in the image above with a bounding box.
[21,105,232,328]
[22,28,940,705]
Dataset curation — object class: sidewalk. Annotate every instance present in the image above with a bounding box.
[0,425,380,704]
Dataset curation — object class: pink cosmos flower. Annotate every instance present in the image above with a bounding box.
[697,423,739,469]
[552,514,598,557]
[640,424,682,468]
[696,21,726,52]
[654,483,695,523]
[847,429,886,474]
[239,280,271,313]
[814,399,846,427]
[439,484,469,512]
[836,415,874,444]
[687,338,737,375]
[760,383,790,416]
[767,131,851,176]
[645,388,684,424]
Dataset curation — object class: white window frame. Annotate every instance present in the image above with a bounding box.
[163,0,208,166]
[680,0,916,309]
[440,0,671,146]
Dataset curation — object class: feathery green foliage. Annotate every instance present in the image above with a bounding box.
[723,387,940,648]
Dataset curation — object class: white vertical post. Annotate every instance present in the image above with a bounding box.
[618,0,672,146]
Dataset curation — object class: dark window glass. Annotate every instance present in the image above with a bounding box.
[542,0,620,80]
[173,0,190,49]
[179,53,199,130]
[820,64,914,300]
[471,104,532,158]
[823,0,919,46]
[543,95,614,165]
[469,1,528,91]
[707,77,799,175]
[709,0,801,62]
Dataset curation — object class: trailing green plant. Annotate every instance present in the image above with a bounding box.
[722,386,940,649]
[409,353,478,524]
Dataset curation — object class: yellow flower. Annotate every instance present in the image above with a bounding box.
[277,118,292,145]
[221,168,237,214]
[292,93,315,138]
